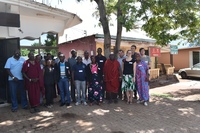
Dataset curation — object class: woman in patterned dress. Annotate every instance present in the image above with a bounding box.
[86,56,103,106]
[121,50,136,104]
[135,53,149,106]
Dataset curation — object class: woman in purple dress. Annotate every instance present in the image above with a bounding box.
[135,53,149,106]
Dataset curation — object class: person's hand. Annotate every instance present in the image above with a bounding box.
[119,77,122,82]
[13,77,19,82]
[132,77,135,82]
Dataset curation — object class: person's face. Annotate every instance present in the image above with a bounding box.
[127,51,132,57]
[47,54,52,59]
[77,57,82,63]
[36,56,41,61]
[136,54,141,61]
[28,52,34,60]
[59,56,65,62]
[109,54,115,60]
[14,50,21,58]
[140,49,145,55]
[46,60,52,66]
[131,46,136,53]
[84,52,89,58]
[91,56,96,63]
[97,48,102,55]
[118,51,124,58]
[72,51,76,57]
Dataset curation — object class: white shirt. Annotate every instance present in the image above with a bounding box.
[83,58,91,66]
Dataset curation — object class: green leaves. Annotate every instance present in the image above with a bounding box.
[137,0,200,46]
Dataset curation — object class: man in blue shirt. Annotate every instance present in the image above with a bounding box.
[4,49,28,112]
[72,56,87,106]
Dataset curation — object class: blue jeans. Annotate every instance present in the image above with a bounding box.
[58,77,71,104]
[9,80,28,110]
[75,80,86,103]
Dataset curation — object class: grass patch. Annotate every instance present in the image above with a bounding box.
[151,93,174,99]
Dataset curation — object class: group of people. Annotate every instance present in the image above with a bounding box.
[4,44,151,113]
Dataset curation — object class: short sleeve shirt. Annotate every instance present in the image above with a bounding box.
[72,63,86,81]
[4,57,25,80]
[141,55,151,65]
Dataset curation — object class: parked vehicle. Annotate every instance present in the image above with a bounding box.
[178,63,200,79]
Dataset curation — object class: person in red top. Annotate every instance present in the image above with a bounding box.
[22,52,44,113]
[103,53,122,104]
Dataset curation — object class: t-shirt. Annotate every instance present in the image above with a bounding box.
[72,63,86,81]
[4,57,25,80]
[117,55,126,69]
[123,58,134,75]
[83,58,91,66]
[131,52,138,63]
[141,55,151,65]
[60,62,65,78]
[95,55,106,74]
[68,57,77,71]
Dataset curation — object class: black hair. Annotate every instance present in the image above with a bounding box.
[131,45,137,49]
[139,48,145,52]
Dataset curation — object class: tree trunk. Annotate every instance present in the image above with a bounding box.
[114,0,123,59]
[94,0,111,58]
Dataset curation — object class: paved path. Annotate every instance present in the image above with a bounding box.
[0,76,200,133]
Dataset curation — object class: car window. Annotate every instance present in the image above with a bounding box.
[193,63,200,68]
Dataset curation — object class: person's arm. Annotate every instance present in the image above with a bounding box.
[133,62,136,82]
[6,69,18,81]
[148,56,151,69]
[118,65,122,81]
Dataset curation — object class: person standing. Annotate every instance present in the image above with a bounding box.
[83,51,91,66]
[68,49,77,103]
[104,53,121,104]
[55,54,71,106]
[135,53,149,106]
[117,49,126,100]
[121,50,136,104]
[95,48,106,100]
[72,56,87,106]
[139,48,151,68]
[22,52,43,113]
[86,56,103,106]
[4,50,28,112]
[43,59,57,108]
[35,54,45,105]
[131,45,138,99]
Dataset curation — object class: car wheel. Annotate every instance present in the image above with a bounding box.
[181,72,187,79]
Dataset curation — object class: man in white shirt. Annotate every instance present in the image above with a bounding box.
[83,51,91,66]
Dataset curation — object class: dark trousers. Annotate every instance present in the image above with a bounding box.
[45,84,54,105]
[70,80,76,102]
[107,92,118,101]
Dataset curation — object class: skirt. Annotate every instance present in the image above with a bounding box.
[121,74,135,91]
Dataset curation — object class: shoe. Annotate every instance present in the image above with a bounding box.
[60,103,65,107]
[30,108,36,113]
[66,103,70,106]
[107,100,112,104]
[22,106,28,110]
[11,109,17,112]
[83,102,87,106]
[75,102,80,106]
[34,107,40,112]
[144,102,148,106]
[137,100,142,104]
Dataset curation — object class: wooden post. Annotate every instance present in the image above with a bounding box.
[170,54,173,66]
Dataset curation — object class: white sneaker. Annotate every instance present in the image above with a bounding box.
[75,102,80,106]
[83,102,87,106]
[144,102,148,106]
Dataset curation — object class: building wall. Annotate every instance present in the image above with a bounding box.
[157,49,200,70]
[58,35,96,59]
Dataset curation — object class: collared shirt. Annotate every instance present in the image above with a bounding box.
[117,55,126,68]
[68,57,77,71]
[4,56,25,80]
[83,58,91,66]
[72,63,86,81]
[60,62,66,78]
